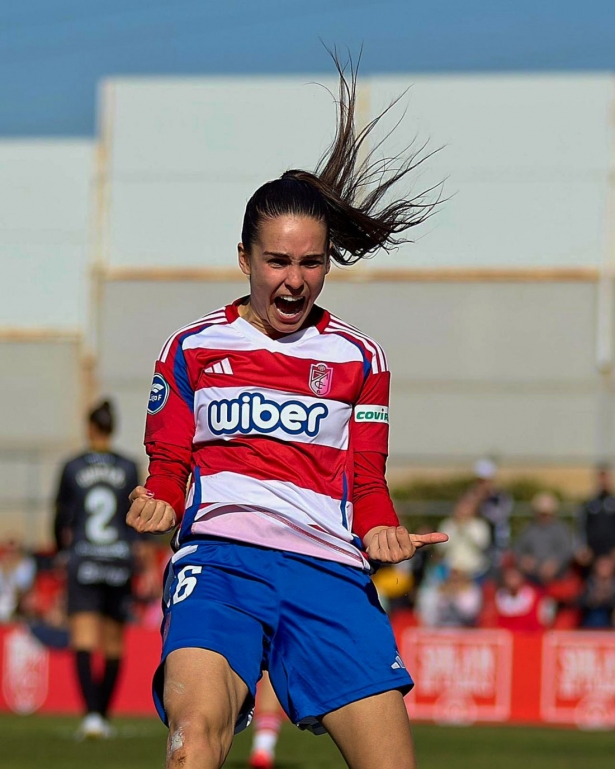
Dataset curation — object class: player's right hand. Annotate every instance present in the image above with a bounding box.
[127,485,177,534]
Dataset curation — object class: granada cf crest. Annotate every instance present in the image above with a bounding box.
[309,362,333,397]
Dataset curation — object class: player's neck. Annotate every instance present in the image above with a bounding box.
[89,437,111,453]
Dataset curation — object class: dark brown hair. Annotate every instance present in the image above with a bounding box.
[241,51,441,266]
[88,399,115,435]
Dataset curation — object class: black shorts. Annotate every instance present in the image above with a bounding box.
[67,560,133,623]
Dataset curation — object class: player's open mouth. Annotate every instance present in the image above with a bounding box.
[273,295,306,320]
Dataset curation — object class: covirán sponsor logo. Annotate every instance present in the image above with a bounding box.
[354,404,389,423]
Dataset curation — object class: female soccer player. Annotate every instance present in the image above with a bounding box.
[54,400,139,738]
[127,57,447,769]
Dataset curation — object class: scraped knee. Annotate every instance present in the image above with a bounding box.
[166,715,234,769]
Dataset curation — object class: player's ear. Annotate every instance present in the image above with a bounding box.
[325,245,332,275]
[238,243,251,276]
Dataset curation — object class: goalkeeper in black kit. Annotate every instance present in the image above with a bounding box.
[54,399,139,739]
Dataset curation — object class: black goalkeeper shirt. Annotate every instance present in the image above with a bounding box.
[54,450,139,564]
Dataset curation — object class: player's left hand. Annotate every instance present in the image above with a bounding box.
[363,525,449,564]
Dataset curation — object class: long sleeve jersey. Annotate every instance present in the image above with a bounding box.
[144,300,399,570]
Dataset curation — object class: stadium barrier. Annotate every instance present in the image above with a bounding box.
[391,616,615,729]
[0,624,159,717]
[1,621,614,728]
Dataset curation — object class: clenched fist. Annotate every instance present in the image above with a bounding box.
[126,486,177,534]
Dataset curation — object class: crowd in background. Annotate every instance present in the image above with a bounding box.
[374,461,615,631]
[0,533,167,646]
[2,460,615,638]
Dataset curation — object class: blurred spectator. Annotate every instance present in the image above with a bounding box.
[438,492,491,579]
[372,561,414,615]
[21,553,69,649]
[373,522,436,615]
[132,539,166,629]
[473,458,513,566]
[22,552,67,627]
[514,492,574,585]
[576,465,615,567]
[0,536,36,623]
[493,564,554,631]
[579,554,615,629]
[405,522,434,597]
[417,567,482,627]
[543,570,584,630]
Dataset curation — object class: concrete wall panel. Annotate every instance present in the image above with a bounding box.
[102,74,614,270]
[99,278,605,467]
[0,140,94,329]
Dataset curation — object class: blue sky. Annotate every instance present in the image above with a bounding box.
[0,0,613,136]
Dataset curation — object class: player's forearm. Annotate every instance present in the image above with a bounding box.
[145,442,192,521]
[352,450,399,542]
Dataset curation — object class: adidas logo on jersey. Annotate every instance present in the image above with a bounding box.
[391,654,406,670]
[204,358,234,375]
[208,392,328,438]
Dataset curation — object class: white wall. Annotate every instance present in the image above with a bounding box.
[0,139,95,330]
[103,77,338,268]
[369,74,614,269]
[101,73,614,270]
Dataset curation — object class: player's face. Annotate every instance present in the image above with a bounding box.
[238,215,330,337]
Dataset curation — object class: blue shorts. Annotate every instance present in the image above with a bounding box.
[154,537,413,734]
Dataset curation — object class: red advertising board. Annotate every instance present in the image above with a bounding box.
[2,626,50,714]
[1,621,614,728]
[399,628,513,724]
[541,631,615,729]
[0,624,159,716]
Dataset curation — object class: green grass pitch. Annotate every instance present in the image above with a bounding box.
[0,714,613,768]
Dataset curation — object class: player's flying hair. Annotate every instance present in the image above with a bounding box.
[241,49,441,266]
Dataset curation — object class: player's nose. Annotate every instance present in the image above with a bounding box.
[284,265,304,291]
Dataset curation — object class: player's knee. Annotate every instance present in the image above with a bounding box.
[167,714,234,768]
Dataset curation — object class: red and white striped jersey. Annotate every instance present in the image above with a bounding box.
[144,299,398,569]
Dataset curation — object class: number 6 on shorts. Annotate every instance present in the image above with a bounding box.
[172,565,203,604]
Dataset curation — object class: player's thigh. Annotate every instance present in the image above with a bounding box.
[101,615,125,657]
[155,541,277,736]
[69,612,101,650]
[164,647,248,746]
[268,555,412,728]
[322,690,416,769]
